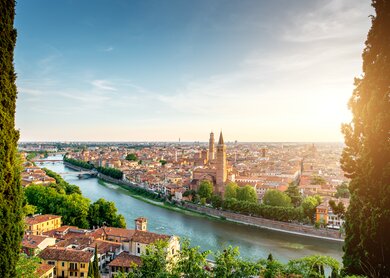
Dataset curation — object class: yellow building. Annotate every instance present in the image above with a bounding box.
[25,214,62,235]
[38,247,92,278]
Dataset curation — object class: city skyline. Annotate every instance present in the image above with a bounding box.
[15,0,373,142]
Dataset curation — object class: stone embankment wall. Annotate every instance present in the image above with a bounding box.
[63,162,87,171]
[183,203,343,241]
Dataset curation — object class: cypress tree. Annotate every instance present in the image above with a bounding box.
[341,0,390,276]
[0,0,24,277]
[93,244,100,278]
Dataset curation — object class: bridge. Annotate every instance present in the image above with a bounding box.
[32,159,64,163]
[57,170,98,179]
[57,171,96,176]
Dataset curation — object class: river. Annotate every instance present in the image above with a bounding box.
[40,155,343,263]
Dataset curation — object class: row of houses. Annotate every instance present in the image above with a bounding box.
[23,214,179,278]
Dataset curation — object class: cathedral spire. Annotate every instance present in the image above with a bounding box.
[218,131,224,145]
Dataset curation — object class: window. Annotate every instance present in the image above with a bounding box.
[137,247,141,254]
[62,262,65,267]
[70,272,73,276]
[48,261,55,265]
[80,273,85,277]
[80,263,85,269]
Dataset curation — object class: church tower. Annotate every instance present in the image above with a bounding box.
[216,131,227,194]
[209,132,215,160]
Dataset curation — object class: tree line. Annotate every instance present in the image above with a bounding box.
[114,239,341,278]
[24,169,126,229]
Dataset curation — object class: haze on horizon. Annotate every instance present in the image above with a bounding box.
[14,0,373,142]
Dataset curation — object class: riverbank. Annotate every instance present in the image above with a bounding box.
[63,160,343,242]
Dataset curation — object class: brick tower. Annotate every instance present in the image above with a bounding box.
[216,131,227,194]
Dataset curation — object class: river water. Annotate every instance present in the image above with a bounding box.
[40,155,343,263]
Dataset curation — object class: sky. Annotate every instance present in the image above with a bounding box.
[15,0,374,142]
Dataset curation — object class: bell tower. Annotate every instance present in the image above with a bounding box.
[216,131,227,194]
[209,132,215,160]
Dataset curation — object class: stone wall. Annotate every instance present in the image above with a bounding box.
[183,203,343,241]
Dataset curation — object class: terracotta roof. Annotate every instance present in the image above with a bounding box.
[56,237,121,254]
[104,227,136,241]
[25,214,61,225]
[39,247,93,263]
[35,262,54,277]
[108,252,141,267]
[132,230,170,244]
[22,235,51,249]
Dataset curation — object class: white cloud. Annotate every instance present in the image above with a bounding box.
[91,79,117,91]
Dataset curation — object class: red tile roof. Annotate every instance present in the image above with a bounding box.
[132,230,170,244]
[39,247,93,263]
[22,235,51,249]
[108,252,141,267]
[25,214,61,225]
[35,263,54,277]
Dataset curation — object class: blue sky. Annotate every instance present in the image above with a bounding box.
[15,0,373,142]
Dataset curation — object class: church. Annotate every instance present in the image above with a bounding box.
[191,131,231,195]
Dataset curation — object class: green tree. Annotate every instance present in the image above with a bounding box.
[0,1,24,276]
[213,246,261,277]
[236,185,257,203]
[88,198,126,228]
[224,182,239,199]
[285,182,302,207]
[126,153,138,161]
[335,182,350,199]
[173,239,211,278]
[263,190,292,207]
[15,254,41,278]
[301,196,321,223]
[198,180,213,200]
[160,160,167,166]
[310,175,326,185]
[341,1,390,276]
[210,194,222,209]
[93,244,100,278]
[138,240,170,277]
[329,200,346,220]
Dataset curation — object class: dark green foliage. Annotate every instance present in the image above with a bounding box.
[173,239,211,278]
[221,198,303,222]
[112,238,342,277]
[24,184,126,229]
[213,246,262,277]
[43,167,82,194]
[97,166,123,180]
[159,159,167,166]
[93,244,100,278]
[88,198,126,228]
[125,153,138,161]
[328,200,346,219]
[263,190,292,207]
[15,254,41,278]
[310,175,326,185]
[286,255,340,278]
[335,182,350,199]
[285,182,302,207]
[0,0,24,276]
[64,156,94,170]
[341,1,390,276]
[138,240,170,277]
[236,185,257,203]
[198,180,213,200]
[25,185,90,228]
[210,194,222,209]
[224,182,238,199]
[301,196,322,223]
